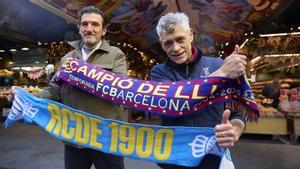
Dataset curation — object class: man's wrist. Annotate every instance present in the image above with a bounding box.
[230,119,245,142]
[210,69,228,78]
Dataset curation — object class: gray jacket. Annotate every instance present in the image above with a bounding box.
[35,39,128,122]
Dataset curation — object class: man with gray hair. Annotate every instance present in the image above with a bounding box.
[151,12,246,169]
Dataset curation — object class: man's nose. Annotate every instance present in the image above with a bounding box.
[85,24,93,32]
[172,43,180,52]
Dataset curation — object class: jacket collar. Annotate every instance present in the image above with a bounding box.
[165,46,202,67]
[68,39,111,53]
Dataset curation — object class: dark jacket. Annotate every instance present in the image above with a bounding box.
[150,47,245,169]
[151,47,245,128]
[151,47,245,169]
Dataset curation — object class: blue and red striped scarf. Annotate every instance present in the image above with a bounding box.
[54,58,259,120]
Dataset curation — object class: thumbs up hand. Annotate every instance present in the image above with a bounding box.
[211,45,247,79]
[214,109,237,148]
[232,44,240,54]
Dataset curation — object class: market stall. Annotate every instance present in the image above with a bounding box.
[241,29,300,141]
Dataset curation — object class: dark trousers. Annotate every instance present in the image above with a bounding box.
[64,144,124,169]
[158,154,220,169]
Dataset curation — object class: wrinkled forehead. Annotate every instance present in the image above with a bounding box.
[81,13,103,23]
[160,24,190,42]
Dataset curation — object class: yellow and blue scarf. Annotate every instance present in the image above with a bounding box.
[6,88,232,167]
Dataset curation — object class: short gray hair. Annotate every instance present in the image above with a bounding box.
[156,12,190,40]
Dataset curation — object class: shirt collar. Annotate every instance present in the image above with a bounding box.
[187,46,198,64]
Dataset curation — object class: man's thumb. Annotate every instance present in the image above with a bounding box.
[222,109,231,124]
[233,44,240,54]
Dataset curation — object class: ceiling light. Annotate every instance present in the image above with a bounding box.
[21,47,29,51]
[259,33,288,37]
[240,39,249,49]
[251,56,261,63]
[264,53,300,57]
[12,67,20,70]
[21,67,36,71]
[291,32,300,35]
[10,49,17,52]
[0,50,5,52]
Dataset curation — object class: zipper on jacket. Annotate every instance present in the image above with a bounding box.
[185,64,189,78]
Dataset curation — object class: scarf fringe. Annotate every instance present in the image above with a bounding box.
[226,102,260,122]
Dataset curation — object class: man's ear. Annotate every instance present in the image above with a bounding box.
[190,28,194,42]
[159,40,166,51]
[78,25,82,35]
[102,28,107,36]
